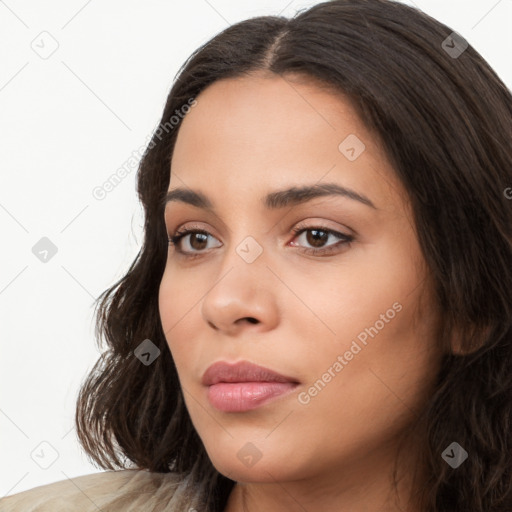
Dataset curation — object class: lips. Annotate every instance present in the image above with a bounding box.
[202,361,300,412]
[201,360,299,386]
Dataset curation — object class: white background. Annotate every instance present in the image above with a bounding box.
[1,0,511,497]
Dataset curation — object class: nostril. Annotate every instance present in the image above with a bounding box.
[245,317,259,324]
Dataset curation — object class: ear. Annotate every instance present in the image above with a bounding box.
[448,326,466,355]
[449,323,490,356]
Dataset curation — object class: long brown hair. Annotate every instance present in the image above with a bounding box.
[75,1,512,510]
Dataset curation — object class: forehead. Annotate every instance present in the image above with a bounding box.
[169,73,406,214]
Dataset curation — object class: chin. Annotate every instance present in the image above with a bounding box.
[202,437,306,484]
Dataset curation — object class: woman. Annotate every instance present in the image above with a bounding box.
[2,0,511,510]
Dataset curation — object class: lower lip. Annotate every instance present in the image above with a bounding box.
[207,382,298,412]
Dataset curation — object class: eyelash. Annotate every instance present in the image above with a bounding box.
[167,224,354,259]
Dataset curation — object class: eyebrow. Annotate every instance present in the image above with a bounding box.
[163,182,377,212]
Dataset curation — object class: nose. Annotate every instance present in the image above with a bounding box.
[201,247,280,336]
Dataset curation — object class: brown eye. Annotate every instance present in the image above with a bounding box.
[168,229,221,255]
[305,229,329,248]
[188,232,208,251]
[290,226,354,256]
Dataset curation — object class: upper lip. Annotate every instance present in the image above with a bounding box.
[201,360,299,386]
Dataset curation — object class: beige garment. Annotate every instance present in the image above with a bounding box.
[0,469,205,512]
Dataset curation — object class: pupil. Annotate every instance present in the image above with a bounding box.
[191,233,208,250]
[307,229,328,248]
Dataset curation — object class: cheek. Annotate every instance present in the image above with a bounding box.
[291,292,440,473]
[158,268,203,373]
[292,237,439,412]
[158,263,206,329]
[287,239,421,349]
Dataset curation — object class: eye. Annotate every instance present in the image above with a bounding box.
[289,225,354,256]
[168,227,221,256]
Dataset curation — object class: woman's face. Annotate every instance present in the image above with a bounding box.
[159,72,444,490]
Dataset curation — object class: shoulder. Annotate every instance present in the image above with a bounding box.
[0,469,203,512]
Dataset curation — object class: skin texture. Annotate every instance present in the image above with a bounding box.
[159,72,446,512]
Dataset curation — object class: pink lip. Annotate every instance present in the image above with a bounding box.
[202,361,299,412]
